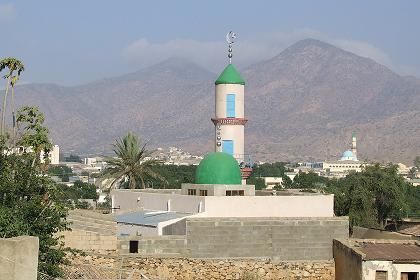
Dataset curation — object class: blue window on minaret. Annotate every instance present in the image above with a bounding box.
[222,140,234,155]
[226,94,235,118]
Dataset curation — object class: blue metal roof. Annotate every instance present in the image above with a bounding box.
[115,211,188,227]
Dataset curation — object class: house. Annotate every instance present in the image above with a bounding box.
[334,239,420,280]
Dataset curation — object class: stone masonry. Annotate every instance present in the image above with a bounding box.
[65,253,335,280]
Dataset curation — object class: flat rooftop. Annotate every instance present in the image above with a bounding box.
[116,211,188,227]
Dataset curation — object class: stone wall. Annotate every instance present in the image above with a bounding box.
[62,229,117,251]
[0,236,39,280]
[66,254,335,280]
[187,217,349,260]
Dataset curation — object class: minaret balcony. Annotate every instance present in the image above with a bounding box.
[211,118,248,125]
[233,154,253,180]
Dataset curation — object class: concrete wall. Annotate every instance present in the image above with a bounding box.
[111,190,205,214]
[186,217,348,260]
[333,239,363,280]
[0,236,39,280]
[200,195,334,217]
[181,183,255,196]
[162,218,187,235]
[62,229,117,251]
[118,236,187,256]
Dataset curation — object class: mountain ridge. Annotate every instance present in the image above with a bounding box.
[6,39,420,164]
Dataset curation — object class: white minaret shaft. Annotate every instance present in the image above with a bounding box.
[352,133,357,158]
[213,82,246,158]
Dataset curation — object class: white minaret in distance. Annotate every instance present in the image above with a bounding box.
[351,132,357,159]
[212,32,251,183]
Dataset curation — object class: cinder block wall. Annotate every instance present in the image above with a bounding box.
[62,229,117,251]
[118,236,187,256]
[186,217,349,260]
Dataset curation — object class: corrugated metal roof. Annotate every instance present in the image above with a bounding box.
[116,211,188,227]
[357,243,420,261]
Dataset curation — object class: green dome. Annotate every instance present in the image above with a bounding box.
[215,64,245,85]
[195,152,242,185]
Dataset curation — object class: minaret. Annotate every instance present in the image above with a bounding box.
[211,32,251,183]
[351,132,357,160]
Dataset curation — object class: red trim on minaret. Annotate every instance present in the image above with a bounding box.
[211,118,248,125]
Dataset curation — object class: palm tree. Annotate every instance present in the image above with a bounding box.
[102,132,167,189]
[0,57,25,138]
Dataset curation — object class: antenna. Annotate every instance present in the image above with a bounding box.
[226,31,236,64]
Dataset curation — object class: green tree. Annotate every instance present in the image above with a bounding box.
[408,167,417,179]
[0,106,68,277]
[16,106,52,167]
[0,57,24,137]
[281,174,293,188]
[48,165,73,182]
[293,171,329,189]
[326,164,408,228]
[102,132,167,189]
[414,156,420,171]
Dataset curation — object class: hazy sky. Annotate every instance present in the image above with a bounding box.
[1,0,419,85]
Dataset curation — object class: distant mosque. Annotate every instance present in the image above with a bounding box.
[339,132,358,162]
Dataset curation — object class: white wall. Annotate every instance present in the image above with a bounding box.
[362,261,420,280]
[111,190,205,214]
[112,190,335,218]
[199,195,334,217]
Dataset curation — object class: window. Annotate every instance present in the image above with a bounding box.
[222,140,234,155]
[226,94,235,118]
[226,190,244,196]
[129,240,139,253]
[375,271,387,280]
[401,272,418,280]
[199,190,208,196]
[188,189,196,196]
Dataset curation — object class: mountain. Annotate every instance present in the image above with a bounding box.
[8,39,420,163]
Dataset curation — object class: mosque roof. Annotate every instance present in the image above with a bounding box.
[342,150,355,158]
[195,152,242,185]
[215,64,245,85]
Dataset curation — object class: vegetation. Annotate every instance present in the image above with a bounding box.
[292,171,329,189]
[414,156,420,171]
[326,164,410,229]
[146,164,196,188]
[102,132,167,189]
[48,165,73,182]
[247,162,287,190]
[64,154,82,163]
[0,57,25,138]
[56,181,98,208]
[0,106,68,277]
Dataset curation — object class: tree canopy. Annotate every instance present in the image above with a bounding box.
[102,132,167,189]
[326,164,409,229]
[0,106,68,277]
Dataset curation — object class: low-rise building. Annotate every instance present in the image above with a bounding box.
[334,239,420,280]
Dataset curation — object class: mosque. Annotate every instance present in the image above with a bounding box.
[316,132,366,178]
[110,32,347,260]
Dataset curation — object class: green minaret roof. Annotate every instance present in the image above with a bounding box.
[215,64,245,85]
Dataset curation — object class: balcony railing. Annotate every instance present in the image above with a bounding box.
[233,154,253,169]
